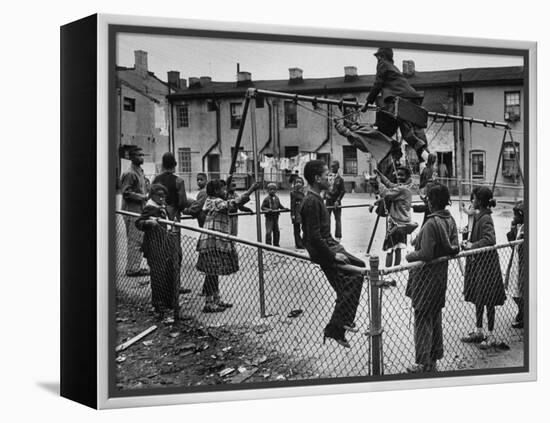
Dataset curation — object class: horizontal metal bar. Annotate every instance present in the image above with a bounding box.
[116,210,367,275]
[379,240,524,276]
[249,88,510,129]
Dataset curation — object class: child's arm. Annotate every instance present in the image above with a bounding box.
[466,215,496,249]
[406,224,436,262]
[260,196,270,212]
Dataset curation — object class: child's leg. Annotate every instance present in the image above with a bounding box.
[265,217,273,245]
[475,304,484,331]
[273,216,280,247]
[394,248,402,266]
[486,305,496,332]
[385,251,394,267]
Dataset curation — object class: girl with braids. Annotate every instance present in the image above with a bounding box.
[460,186,506,349]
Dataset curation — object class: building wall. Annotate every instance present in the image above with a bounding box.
[461,85,524,191]
[116,69,170,172]
[170,83,524,193]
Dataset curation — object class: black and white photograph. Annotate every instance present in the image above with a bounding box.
[110,23,531,395]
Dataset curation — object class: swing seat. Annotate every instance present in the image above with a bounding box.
[394,97,429,128]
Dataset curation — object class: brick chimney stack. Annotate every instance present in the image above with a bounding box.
[134,50,148,76]
[288,67,304,84]
[344,66,358,82]
[167,71,180,88]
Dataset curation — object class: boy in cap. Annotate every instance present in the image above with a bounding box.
[361,47,430,165]
[261,182,285,246]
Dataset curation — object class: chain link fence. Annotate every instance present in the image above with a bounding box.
[114,211,524,388]
[377,241,525,374]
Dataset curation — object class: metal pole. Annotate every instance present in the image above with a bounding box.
[228,94,252,184]
[250,95,267,318]
[507,131,525,185]
[369,255,382,376]
[492,130,508,192]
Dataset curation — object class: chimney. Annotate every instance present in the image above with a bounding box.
[288,67,303,84]
[200,76,212,86]
[188,77,201,88]
[167,71,180,89]
[237,71,252,87]
[344,66,358,82]
[179,78,187,89]
[402,60,415,77]
[134,50,148,76]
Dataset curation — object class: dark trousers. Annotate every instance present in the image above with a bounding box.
[476,304,496,331]
[413,308,444,366]
[265,215,280,246]
[326,201,342,239]
[293,223,304,248]
[385,98,428,154]
[204,274,219,297]
[321,245,365,336]
[147,250,181,311]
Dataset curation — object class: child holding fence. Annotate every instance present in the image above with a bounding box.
[135,183,182,318]
[261,182,285,247]
[290,176,305,249]
[461,186,506,349]
[405,182,459,373]
[196,179,258,313]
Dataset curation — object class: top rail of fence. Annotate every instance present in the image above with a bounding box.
[379,240,523,276]
[116,210,368,275]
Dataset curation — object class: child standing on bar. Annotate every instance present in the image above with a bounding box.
[290,176,305,249]
[196,180,258,313]
[261,182,285,247]
[405,182,459,373]
[461,186,506,348]
[135,184,182,318]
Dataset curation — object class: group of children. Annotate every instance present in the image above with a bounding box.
[133,156,524,374]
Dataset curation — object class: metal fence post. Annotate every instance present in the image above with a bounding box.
[369,255,382,376]
[250,93,267,318]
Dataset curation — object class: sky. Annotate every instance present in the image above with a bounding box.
[117,33,524,83]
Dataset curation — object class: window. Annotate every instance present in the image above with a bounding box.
[176,104,189,128]
[463,92,474,106]
[504,91,521,121]
[343,146,358,175]
[470,150,485,179]
[230,103,242,129]
[502,142,520,178]
[123,97,135,112]
[285,146,299,158]
[317,153,331,167]
[284,101,297,127]
[177,148,192,173]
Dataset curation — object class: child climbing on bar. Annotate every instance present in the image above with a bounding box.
[196,179,259,313]
[374,166,417,267]
[461,186,506,349]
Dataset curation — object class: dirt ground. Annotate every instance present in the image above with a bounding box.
[115,190,525,391]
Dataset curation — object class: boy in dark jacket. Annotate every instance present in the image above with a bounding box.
[290,176,305,249]
[301,160,366,349]
[506,200,525,329]
[261,182,285,246]
[405,182,459,373]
